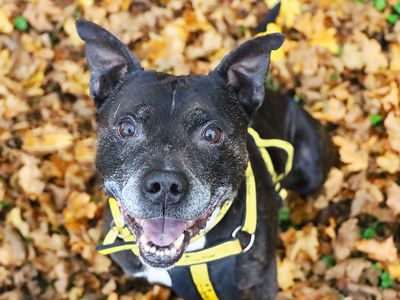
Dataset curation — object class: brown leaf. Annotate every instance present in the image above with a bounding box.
[355,236,398,263]
[332,218,359,261]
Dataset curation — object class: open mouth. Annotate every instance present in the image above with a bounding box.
[122,200,222,268]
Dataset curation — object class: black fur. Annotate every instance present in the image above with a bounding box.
[76,16,336,300]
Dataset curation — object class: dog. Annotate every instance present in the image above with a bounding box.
[75,9,336,300]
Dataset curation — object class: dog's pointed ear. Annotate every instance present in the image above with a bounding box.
[213,33,284,116]
[76,18,142,109]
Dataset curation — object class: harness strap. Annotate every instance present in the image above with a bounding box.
[97,128,294,300]
[190,264,219,300]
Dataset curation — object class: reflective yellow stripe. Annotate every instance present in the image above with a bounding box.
[190,264,219,300]
[109,197,124,230]
[176,239,242,266]
[103,227,119,245]
[247,128,294,180]
[242,163,257,234]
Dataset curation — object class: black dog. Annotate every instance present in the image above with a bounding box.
[76,13,336,300]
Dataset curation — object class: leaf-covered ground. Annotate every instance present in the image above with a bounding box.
[0,0,400,299]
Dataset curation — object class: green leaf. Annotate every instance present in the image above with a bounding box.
[14,16,29,31]
[370,114,383,127]
[387,13,399,25]
[0,199,11,209]
[374,0,386,11]
[73,8,82,18]
[372,263,382,272]
[394,1,400,14]
[321,254,336,267]
[279,207,290,221]
[330,72,338,81]
[361,227,376,239]
[380,271,395,288]
[265,74,279,92]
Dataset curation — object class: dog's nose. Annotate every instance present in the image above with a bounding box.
[142,170,188,205]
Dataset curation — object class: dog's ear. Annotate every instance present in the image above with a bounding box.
[76,18,142,109]
[213,33,284,116]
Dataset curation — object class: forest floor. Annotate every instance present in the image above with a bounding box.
[0,0,400,299]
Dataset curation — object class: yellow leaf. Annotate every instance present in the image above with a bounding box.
[276,0,301,27]
[377,152,400,174]
[63,18,84,46]
[75,138,96,163]
[355,237,398,263]
[22,125,73,153]
[388,264,400,281]
[0,8,13,34]
[390,43,400,72]
[17,156,45,197]
[333,136,369,172]
[288,225,319,262]
[6,208,30,238]
[277,258,296,290]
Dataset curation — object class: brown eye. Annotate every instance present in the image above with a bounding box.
[203,125,223,143]
[118,120,136,138]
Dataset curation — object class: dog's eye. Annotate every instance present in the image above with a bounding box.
[117,120,136,138]
[203,125,223,143]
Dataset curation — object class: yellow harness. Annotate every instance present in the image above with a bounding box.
[97,128,294,299]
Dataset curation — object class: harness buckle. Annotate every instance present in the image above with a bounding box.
[231,226,255,253]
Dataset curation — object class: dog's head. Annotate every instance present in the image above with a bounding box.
[76,19,283,268]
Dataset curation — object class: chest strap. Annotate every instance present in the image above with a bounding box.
[96,128,293,299]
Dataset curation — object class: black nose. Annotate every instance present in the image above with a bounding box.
[142,170,188,205]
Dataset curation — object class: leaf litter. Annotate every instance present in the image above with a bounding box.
[0,0,399,299]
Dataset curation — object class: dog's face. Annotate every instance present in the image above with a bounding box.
[76,19,283,268]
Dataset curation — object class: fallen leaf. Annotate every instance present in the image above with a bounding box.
[376,152,400,174]
[288,225,319,262]
[332,218,360,261]
[22,125,73,153]
[6,207,30,238]
[17,155,45,197]
[355,236,398,263]
[277,258,297,290]
[386,181,400,215]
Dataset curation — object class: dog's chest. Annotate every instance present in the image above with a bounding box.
[133,236,206,287]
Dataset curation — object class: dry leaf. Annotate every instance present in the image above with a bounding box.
[6,207,30,238]
[376,152,400,174]
[332,218,359,261]
[288,226,319,262]
[22,125,73,153]
[277,258,297,290]
[355,237,398,263]
[386,181,400,215]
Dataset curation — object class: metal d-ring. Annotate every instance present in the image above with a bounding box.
[231,226,255,253]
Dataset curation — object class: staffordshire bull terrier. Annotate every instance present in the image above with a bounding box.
[76,11,336,299]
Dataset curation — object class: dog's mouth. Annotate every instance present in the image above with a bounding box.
[122,200,223,268]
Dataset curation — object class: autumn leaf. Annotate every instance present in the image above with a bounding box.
[22,125,73,153]
[355,237,398,263]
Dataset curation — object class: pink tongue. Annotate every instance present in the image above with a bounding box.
[141,218,188,247]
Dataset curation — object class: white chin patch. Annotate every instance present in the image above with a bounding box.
[134,260,172,287]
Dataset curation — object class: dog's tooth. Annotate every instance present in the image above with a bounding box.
[140,235,149,244]
[144,244,151,252]
[150,246,156,254]
[174,233,185,249]
[170,247,177,256]
[164,248,171,256]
